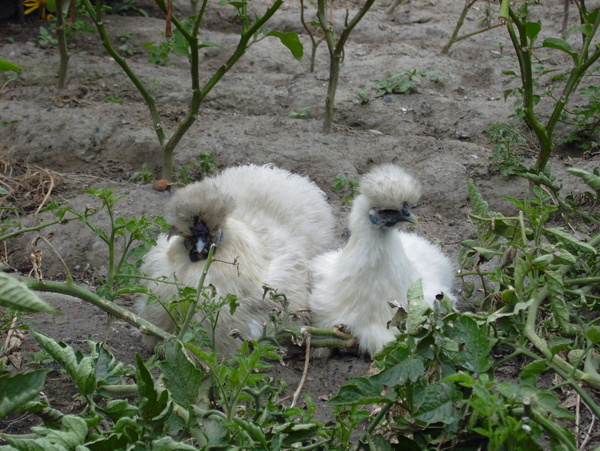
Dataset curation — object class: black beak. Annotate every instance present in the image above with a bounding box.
[370,202,418,228]
[188,217,211,262]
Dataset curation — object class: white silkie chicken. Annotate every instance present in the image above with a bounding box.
[309,164,455,356]
[138,164,335,354]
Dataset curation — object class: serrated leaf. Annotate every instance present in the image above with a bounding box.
[0,369,49,419]
[149,436,198,450]
[161,339,204,409]
[568,167,600,192]
[543,227,597,255]
[136,354,171,427]
[43,415,88,448]
[370,358,425,387]
[453,316,493,372]
[413,382,459,424]
[548,337,572,355]
[467,180,501,218]
[328,376,396,406]
[406,280,430,332]
[32,331,96,396]
[264,31,303,61]
[0,273,60,314]
[519,360,547,379]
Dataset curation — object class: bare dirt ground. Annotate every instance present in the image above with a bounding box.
[0,0,599,443]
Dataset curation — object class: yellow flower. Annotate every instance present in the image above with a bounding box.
[23,0,44,14]
[23,0,52,20]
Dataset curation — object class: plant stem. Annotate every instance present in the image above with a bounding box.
[440,0,479,55]
[177,245,215,342]
[55,0,70,90]
[317,0,375,133]
[19,276,172,341]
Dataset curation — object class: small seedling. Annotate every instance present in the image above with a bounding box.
[332,174,359,205]
[103,96,123,104]
[145,37,174,66]
[355,87,369,104]
[174,153,217,184]
[129,163,154,184]
[288,107,310,119]
[374,69,435,97]
[37,26,58,48]
[484,123,527,176]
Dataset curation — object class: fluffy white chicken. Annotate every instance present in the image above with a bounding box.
[309,164,455,356]
[138,164,335,354]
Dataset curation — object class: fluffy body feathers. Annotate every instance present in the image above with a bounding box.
[139,164,335,354]
[309,164,455,355]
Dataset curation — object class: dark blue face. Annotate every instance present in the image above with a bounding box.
[187,216,211,262]
[369,202,414,227]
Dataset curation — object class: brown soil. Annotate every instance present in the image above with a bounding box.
[0,0,598,445]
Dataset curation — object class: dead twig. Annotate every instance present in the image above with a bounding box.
[290,327,311,408]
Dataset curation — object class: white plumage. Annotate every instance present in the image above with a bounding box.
[309,164,455,356]
[138,164,335,354]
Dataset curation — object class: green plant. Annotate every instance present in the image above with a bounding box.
[323,167,599,449]
[484,123,528,176]
[103,95,123,103]
[145,36,174,66]
[0,57,21,73]
[374,69,435,97]
[500,0,600,173]
[80,0,302,180]
[173,153,217,184]
[315,0,376,133]
[37,26,58,48]
[288,106,310,119]
[355,87,369,104]
[129,163,154,184]
[332,174,359,205]
[560,82,600,153]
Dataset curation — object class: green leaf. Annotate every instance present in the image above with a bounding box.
[42,415,88,448]
[136,354,171,429]
[568,167,600,192]
[519,360,547,379]
[0,57,22,73]
[453,316,493,373]
[149,436,198,450]
[542,227,597,255]
[542,38,577,58]
[548,337,572,355]
[161,339,205,408]
[328,377,396,406]
[586,326,600,345]
[467,179,501,218]
[524,21,542,44]
[0,369,49,419]
[264,30,304,61]
[0,273,60,314]
[32,330,96,396]
[370,358,425,387]
[413,382,460,424]
[406,280,430,332]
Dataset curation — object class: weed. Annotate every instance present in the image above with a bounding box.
[288,106,310,119]
[173,153,217,184]
[129,163,154,184]
[484,123,528,176]
[37,26,58,48]
[374,69,435,97]
[145,36,174,66]
[332,174,359,205]
[355,87,369,104]
[103,95,123,104]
